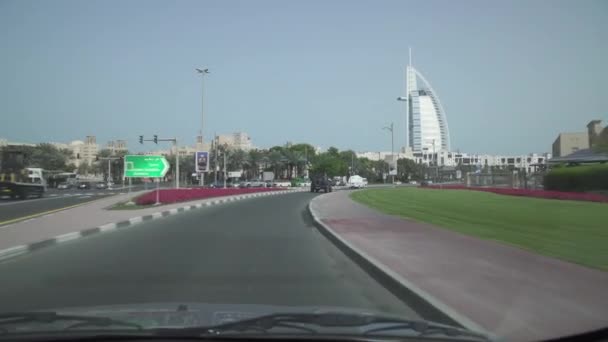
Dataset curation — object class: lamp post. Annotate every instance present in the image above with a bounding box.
[196,67,210,186]
[382,122,395,183]
[397,97,408,151]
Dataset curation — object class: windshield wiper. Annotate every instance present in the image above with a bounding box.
[0,312,143,333]
[156,312,487,340]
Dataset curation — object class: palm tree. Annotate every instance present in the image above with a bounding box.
[246,149,264,179]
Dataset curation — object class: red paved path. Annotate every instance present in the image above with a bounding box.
[310,190,608,341]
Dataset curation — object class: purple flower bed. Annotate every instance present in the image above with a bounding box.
[136,188,286,205]
[424,184,608,203]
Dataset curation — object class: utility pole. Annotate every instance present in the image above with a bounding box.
[97,156,121,187]
[196,68,210,187]
[432,139,437,182]
[223,151,227,189]
[383,122,395,183]
[214,135,219,184]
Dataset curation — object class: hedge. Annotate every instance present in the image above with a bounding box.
[543,164,608,192]
[136,188,285,205]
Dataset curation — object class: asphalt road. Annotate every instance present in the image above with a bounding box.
[0,192,419,319]
[0,185,161,225]
[0,191,120,226]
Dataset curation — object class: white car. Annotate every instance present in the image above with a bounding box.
[348,175,367,189]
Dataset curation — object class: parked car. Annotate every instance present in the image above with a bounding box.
[273,180,291,188]
[310,176,332,193]
[250,179,266,187]
[78,182,90,189]
[96,182,107,189]
[57,183,71,190]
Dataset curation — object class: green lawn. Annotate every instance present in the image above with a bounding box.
[351,188,608,270]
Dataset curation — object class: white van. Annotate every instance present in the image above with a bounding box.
[348,175,367,189]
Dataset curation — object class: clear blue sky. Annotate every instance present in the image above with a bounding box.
[1,0,606,154]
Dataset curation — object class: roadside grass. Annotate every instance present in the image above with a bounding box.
[351,187,608,270]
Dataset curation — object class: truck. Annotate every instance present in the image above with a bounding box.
[0,147,46,199]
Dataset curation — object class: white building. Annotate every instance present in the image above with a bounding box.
[106,140,128,154]
[401,50,451,152]
[357,150,551,173]
[215,132,253,151]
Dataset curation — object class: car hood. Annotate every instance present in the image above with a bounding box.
[1,302,492,341]
[24,302,389,329]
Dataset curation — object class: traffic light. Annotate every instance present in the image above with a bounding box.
[139,135,143,144]
[153,135,158,144]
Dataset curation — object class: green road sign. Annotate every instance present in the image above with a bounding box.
[124,155,170,178]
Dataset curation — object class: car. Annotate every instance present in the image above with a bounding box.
[95,182,107,189]
[310,176,332,193]
[273,180,291,187]
[409,180,418,185]
[249,179,266,187]
[348,175,367,189]
[77,182,90,189]
[57,183,71,190]
[208,181,227,188]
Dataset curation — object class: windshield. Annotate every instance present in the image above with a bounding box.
[0,0,607,341]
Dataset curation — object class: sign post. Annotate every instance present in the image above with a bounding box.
[195,151,209,186]
[124,155,170,178]
[123,155,170,206]
[156,178,160,205]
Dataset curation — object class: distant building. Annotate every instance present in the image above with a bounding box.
[215,132,253,151]
[402,50,451,152]
[68,136,99,167]
[552,132,589,157]
[357,150,551,173]
[106,140,128,154]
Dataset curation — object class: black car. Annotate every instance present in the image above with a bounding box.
[310,176,332,193]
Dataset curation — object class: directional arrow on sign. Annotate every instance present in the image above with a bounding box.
[124,155,171,178]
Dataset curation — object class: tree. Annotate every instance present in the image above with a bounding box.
[77,162,90,175]
[245,149,264,179]
[28,143,72,171]
[397,158,425,181]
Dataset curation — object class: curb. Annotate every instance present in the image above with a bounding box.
[0,189,307,263]
[307,194,491,337]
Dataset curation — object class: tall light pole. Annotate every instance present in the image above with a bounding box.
[383,122,395,183]
[196,67,209,186]
[397,96,408,152]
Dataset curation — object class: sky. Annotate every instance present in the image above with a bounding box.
[1,0,607,155]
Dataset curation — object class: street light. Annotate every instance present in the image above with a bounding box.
[196,67,210,186]
[382,123,395,183]
[397,96,408,151]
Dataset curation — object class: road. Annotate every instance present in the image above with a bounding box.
[0,192,419,319]
[0,184,168,226]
